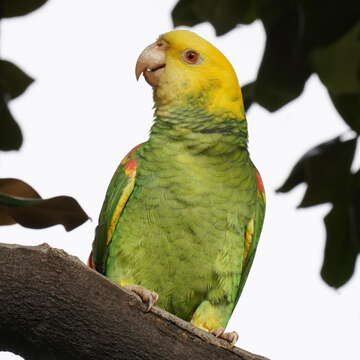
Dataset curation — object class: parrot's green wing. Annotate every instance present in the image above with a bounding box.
[89,144,143,273]
[189,167,265,330]
[236,169,266,303]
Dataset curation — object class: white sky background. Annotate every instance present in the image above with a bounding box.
[1,1,359,359]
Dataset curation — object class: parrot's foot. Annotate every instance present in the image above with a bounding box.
[123,284,159,312]
[211,328,239,346]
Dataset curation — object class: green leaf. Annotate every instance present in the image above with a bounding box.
[0,0,48,18]
[310,23,360,95]
[321,204,359,288]
[0,60,34,100]
[0,178,89,231]
[0,96,23,151]
[277,136,357,207]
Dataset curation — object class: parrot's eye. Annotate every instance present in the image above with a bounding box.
[182,49,201,65]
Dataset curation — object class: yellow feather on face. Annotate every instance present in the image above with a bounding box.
[155,30,245,120]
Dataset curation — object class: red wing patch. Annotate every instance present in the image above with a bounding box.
[121,143,142,175]
[256,171,265,194]
[124,159,137,176]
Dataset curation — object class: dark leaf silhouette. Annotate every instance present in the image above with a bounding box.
[0,0,48,18]
[0,96,23,151]
[321,204,359,288]
[172,0,201,29]
[172,0,257,36]
[277,137,360,287]
[310,23,360,95]
[0,60,33,150]
[242,82,255,112]
[298,1,359,47]
[330,93,360,134]
[0,178,89,231]
[253,6,311,111]
[277,136,357,208]
[0,60,34,100]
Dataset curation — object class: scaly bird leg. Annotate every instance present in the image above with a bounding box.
[211,328,239,346]
[123,284,159,312]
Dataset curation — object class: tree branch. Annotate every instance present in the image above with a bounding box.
[0,242,269,360]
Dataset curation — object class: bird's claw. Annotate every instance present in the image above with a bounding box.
[123,284,159,312]
[211,328,239,346]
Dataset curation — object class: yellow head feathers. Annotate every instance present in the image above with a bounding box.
[136,30,245,119]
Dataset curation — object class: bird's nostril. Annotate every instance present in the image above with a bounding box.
[156,40,167,48]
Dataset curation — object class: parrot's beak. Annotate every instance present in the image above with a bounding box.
[135,39,168,87]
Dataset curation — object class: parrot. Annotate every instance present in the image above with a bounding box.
[89,29,265,345]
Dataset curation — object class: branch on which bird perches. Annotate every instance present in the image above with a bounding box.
[0,242,270,360]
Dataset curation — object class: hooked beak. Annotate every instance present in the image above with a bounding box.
[135,39,168,87]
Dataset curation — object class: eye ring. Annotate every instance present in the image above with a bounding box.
[181,49,202,65]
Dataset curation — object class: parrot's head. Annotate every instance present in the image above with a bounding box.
[135,30,245,119]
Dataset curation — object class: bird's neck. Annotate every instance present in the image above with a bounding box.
[148,104,249,155]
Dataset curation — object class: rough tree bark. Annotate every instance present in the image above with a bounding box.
[0,243,269,360]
